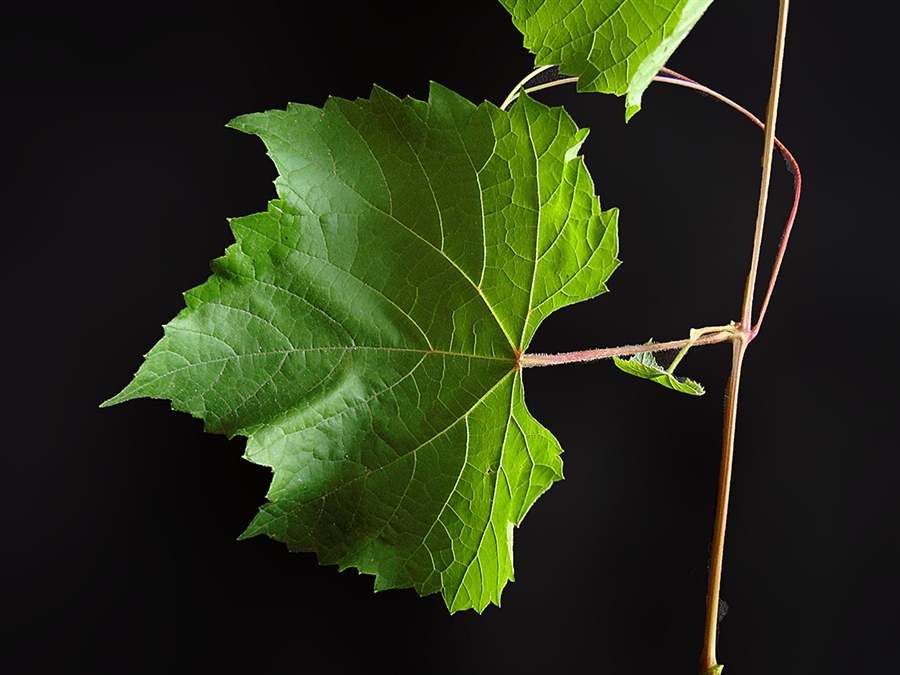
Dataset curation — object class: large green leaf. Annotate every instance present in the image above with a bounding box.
[500,0,714,118]
[103,83,619,612]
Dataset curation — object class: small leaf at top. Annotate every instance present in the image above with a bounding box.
[500,0,715,119]
[103,84,619,612]
[614,348,705,395]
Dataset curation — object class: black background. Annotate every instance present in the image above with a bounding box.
[2,2,897,673]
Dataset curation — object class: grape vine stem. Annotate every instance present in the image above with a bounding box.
[702,2,790,673]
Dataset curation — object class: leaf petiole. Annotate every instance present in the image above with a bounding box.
[500,64,556,110]
[500,65,578,111]
[520,328,733,368]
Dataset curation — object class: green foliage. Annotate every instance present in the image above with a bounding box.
[103,84,618,612]
[105,0,722,613]
[614,347,705,395]
[500,0,715,118]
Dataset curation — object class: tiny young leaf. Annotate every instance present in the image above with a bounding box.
[103,84,619,612]
[500,0,715,118]
[614,348,705,395]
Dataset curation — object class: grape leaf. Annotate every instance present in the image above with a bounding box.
[103,84,619,612]
[500,0,715,119]
[614,348,705,395]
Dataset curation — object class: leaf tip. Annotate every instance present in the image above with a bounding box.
[624,102,641,122]
[564,127,589,162]
[99,384,138,409]
[237,521,262,542]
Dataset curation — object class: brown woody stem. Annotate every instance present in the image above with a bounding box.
[701,2,791,672]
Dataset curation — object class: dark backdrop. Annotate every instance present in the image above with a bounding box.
[2,2,896,673]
